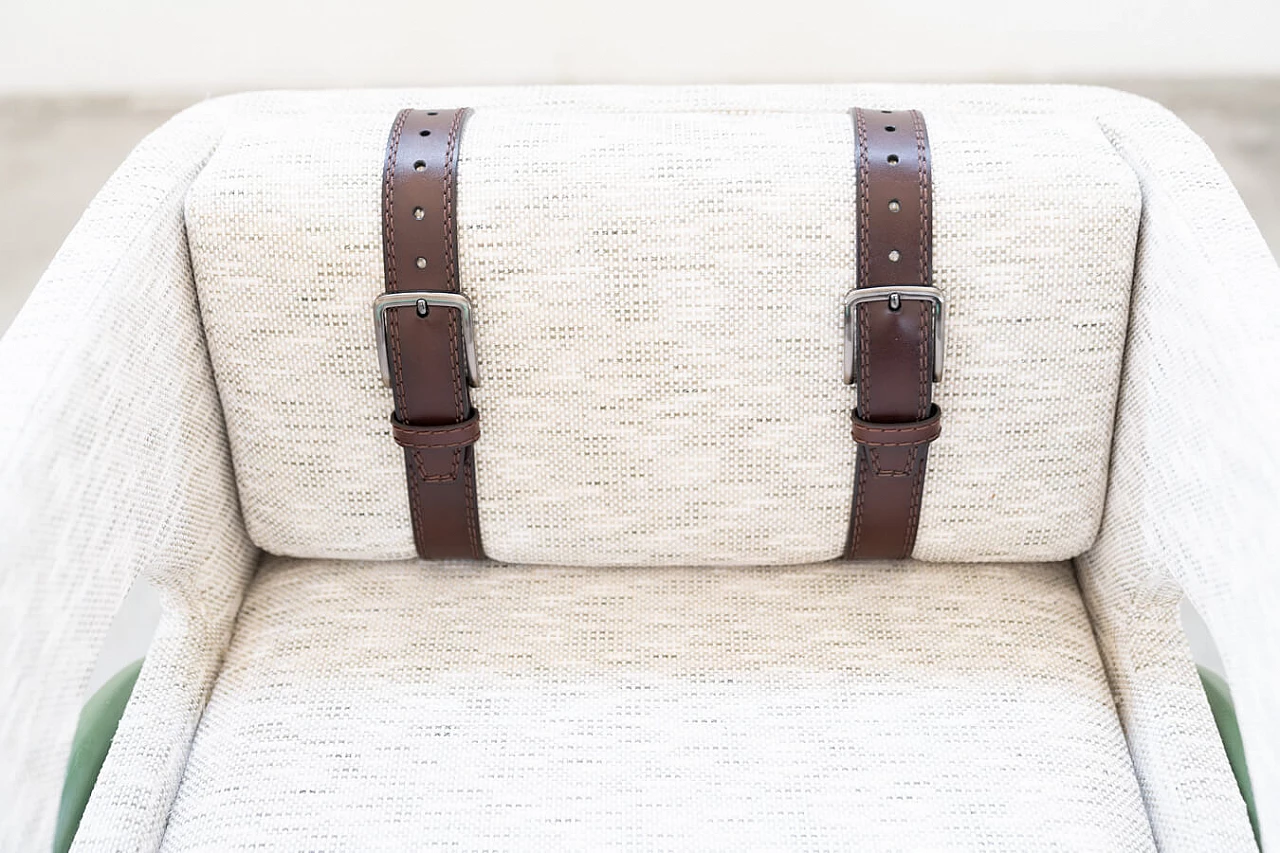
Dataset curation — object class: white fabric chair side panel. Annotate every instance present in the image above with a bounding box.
[1081,87,1280,851]
[0,96,259,853]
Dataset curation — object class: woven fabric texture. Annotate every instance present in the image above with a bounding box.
[185,92,1139,565]
[0,98,259,849]
[2,85,1274,853]
[161,556,1154,852]
[1077,88,1280,851]
[1080,559,1258,852]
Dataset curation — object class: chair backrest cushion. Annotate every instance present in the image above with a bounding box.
[185,88,1139,565]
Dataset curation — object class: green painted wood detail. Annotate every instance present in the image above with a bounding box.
[1199,665,1260,848]
[54,659,143,853]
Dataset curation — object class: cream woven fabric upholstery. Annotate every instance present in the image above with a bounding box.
[0,97,259,850]
[162,557,1153,851]
[186,98,1139,565]
[1,85,1274,852]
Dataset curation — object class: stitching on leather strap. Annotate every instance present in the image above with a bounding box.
[903,109,931,556]
[868,447,918,478]
[381,108,483,559]
[383,109,427,550]
[442,110,482,559]
[854,107,873,415]
[845,107,939,560]
[412,448,463,482]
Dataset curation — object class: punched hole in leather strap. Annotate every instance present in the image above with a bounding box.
[843,107,943,561]
[378,107,484,560]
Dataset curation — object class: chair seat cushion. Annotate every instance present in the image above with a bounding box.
[160,557,1155,851]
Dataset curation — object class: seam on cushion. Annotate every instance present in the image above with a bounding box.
[1059,116,1146,562]
[153,547,265,851]
[1070,117,1172,835]
[1071,557,1163,850]
[180,99,298,565]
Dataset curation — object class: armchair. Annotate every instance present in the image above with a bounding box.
[2,85,1275,851]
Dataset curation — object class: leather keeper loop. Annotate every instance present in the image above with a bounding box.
[852,406,942,448]
[391,411,481,450]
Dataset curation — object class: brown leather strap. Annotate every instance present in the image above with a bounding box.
[844,107,942,560]
[381,108,483,560]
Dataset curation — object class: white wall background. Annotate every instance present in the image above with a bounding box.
[2,0,1279,94]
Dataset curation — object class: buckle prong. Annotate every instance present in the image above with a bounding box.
[374,291,480,388]
[843,285,945,385]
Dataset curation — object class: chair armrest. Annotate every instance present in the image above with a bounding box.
[1080,89,1280,850]
[0,97,257,848]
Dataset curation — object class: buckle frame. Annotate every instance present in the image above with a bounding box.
[842,285,945,385]
[374,291,481,388]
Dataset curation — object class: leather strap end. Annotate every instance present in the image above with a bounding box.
[391,411,481,450]
[851,406,942,448]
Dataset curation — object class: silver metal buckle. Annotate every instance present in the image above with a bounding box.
[374,291,481,388]
[842,285,945,385]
